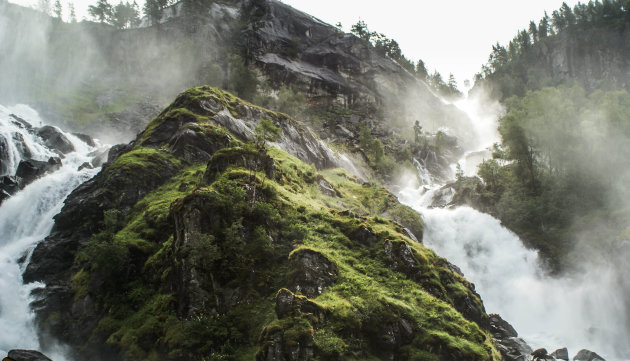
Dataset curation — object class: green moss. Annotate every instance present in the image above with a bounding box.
[71,268,89,300]
[105,147,181,180]
[68,86,497,361]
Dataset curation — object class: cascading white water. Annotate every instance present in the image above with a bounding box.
[398,93,630,360]
[0,105,101,360]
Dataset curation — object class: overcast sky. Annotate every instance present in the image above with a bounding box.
[9,0,581,86]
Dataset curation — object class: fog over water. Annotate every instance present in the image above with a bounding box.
[0,105,100,360]
[398,93,630,360]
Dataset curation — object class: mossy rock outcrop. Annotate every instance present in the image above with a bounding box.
[24,87,499,361]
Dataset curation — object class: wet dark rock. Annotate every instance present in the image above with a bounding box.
[15,157,62,187]
[106,143,133,163]
[12,133,32,160]
[317,177,338,197]
[489,313,518,338]
[489,313,532,361]
[441,260,464,277]
[37,125,74,155]
[257,326,315,361]
[9,114,34,130]
[259,289,319,361]
[573,349,606,361]
[72,133,96,147]
[531,348,550,360]
[78,162,93,171]
[0,189,10,204]
[6,349,52,361]
[373,318,414,351]
[384,240,421,280]
[168,125,228,163]
[334,124,355,139]
[551,347,569,360]
[88,148,109,168]
[402,227,419,243]
[0,175,19,205]
[347,224,378,246]
[0,175,19,194]
[289,249,338,298]
[24,145,178,285]
[204,147,276,184]
[275,288,323,320]
[0,134,9,175]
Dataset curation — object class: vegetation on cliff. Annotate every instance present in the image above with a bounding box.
[477,0,630,99]
[462,85,630,270]
[43,87,499,361]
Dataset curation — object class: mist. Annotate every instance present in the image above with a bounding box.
[0,0,236,143]
[396,84,630,359]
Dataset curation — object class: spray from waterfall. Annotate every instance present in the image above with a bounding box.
[397,89,630,360]
[0,105,102,360]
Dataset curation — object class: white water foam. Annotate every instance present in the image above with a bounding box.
[398,92,629,360]
[0,105,101,360]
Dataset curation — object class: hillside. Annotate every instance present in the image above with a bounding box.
[449,1,630,273]
[477,0,630,100]
[22,87,499,361]
[0,0,473,183]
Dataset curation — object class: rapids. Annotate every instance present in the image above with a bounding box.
[0,105,101,360]
[398,94,629,360]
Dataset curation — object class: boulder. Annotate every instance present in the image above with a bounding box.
[106,143,132,163]
[88,148,109,168]
[402,227,419,243]
[489,313,532,361]
[489,313,518,338]
[258,290,319,361]
[72,133,96,147]
[347,224,378,246]
[12,133,32,160]
[6,350,52,361]
[36,125,74,155]
[384,240,421,279]
[573,349,605,361]
[551,348,569,360]
[0,175,19,195]
[0,175,19,205]
[275,288,323,320]
[0,134,9,175]
[374,318,414,351]
[532,348,549,359]
[168,125,230,163]
[289,249,338,298]
[78,162,93,171]
[9,114,34,130]
[317,177,338,197]
[15,157,62,187]
[496,337,533,361]
[0,189,10,204]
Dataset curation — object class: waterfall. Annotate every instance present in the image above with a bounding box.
[398,94,630,360]
[0,105,101,360]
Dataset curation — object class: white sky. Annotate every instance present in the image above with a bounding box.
[10,0,581,86]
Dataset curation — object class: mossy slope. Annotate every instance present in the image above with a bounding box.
[55,87,498,361]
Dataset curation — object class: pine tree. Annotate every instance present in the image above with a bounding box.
[144,0,169,26]
[53,0,62,19]
[111,1,140,28]
[68,2,77,22]
[538,12,550,38]
[88,0,113,23]
[351,20,371,42]
[415,59,428,80]
[528,21,538,43]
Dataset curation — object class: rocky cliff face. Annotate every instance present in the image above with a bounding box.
[23,87,499,361]
[1,0,474,151]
